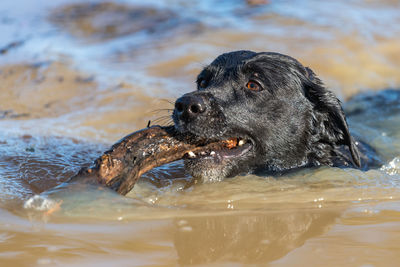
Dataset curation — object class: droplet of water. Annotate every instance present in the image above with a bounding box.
[177,220,188,226]
[180,226,193,232]
[37,258,52,265]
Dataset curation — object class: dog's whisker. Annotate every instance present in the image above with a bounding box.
[151,115,172,121]
[151,116,173,126]
[151,118,172,125]
[160,99,176,106]
[149,109,174,115]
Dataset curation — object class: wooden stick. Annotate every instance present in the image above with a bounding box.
[68,126,221,195]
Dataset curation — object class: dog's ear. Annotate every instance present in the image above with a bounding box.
[303,67,361,167]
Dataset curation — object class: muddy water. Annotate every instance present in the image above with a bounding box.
[1,0,400,266]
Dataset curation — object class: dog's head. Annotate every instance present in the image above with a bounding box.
[172,51,360,182]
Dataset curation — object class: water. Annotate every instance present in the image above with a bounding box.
[1,0,400,266]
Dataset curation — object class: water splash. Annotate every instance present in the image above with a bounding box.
[381,157,400,176]
[23,195,59,211]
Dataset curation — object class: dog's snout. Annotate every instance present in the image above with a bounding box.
[175,95,206,121]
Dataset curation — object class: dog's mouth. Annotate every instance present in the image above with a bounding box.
[184,137,253,162]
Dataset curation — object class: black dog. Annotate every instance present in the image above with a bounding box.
[172,51,371,182]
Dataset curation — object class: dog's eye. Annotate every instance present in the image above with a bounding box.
[198,79,207,89]
[246,81,261,91]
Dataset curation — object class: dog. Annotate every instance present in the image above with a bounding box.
[172,50,377,182]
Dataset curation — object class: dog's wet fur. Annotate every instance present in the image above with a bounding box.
[172,50,376,182]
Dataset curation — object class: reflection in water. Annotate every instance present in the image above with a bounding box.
[173,210,339,265]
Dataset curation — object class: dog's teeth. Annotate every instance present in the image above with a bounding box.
[210,151,216,156]
[238,140,245,146]
[188,151,196,158]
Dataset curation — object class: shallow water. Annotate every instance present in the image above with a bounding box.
[1,0,400,266]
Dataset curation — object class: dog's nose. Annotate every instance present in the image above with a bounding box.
[174,95,206,121]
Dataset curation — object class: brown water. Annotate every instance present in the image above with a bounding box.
[1,0,400,266]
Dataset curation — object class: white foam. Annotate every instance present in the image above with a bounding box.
[381,157,400,175]
[23,195,57,211]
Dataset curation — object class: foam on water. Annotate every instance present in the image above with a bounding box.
[23,195,58,211]
[381,157,400,175]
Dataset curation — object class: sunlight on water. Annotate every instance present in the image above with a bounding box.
[381,157,400,176]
